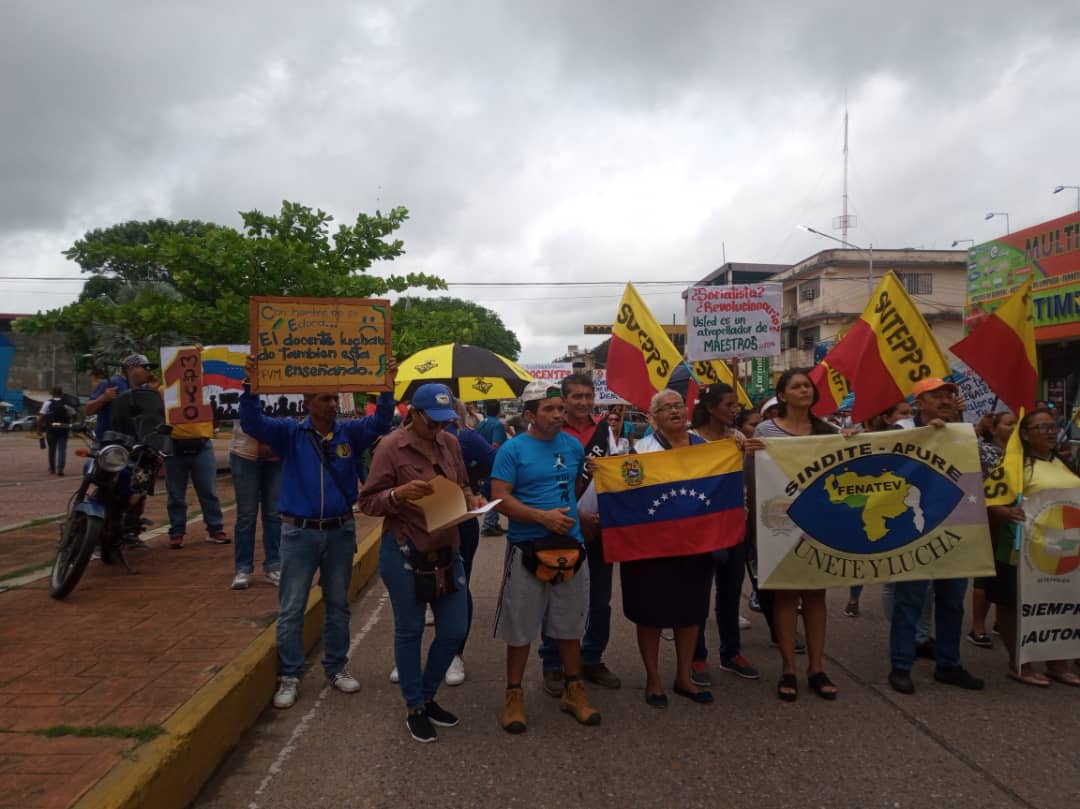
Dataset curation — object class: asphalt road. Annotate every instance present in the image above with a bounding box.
[190,528,1080,809]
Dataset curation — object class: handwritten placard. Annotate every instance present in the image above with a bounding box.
[593,369,629,405]
[249,296,392,393]
[685,283,782,360]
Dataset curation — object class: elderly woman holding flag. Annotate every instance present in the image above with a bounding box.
[985,408,1080,687]
[594,388,748,707]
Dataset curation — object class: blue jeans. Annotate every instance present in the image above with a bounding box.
[165,441,224,536]
[890,578,966,671]
[46,429,69,473]
[229,454,282,574]
[277,521,357,678]
[539,536,610,669]
[458,518,480,655]
[379,532,468,709]
[694,542,748,662]
[881,582,934,645]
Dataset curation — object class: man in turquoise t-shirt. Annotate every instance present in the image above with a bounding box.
[490,382,598,735]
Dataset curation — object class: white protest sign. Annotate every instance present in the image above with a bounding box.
[1018,488,1080,665]
[522,363,573,384]
[592,369,628,405]
[685,283,782,360]
[951,361,1010,424]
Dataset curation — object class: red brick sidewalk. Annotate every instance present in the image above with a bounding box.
[0,468,380,808]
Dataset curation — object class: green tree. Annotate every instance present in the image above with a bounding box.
[392,297,521,359]
[16,202,444,369]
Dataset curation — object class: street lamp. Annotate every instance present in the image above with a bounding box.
[951,238,974,248]
[1053,184,1080,211]
[984,212,1010,233]
[796,224,874,294]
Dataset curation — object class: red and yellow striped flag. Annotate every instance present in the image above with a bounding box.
[606,283,685,411]
[950,279,1037,415]
[808,359,849,418]
[824,271,950,422]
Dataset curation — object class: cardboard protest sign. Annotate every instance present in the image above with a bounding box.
[685,283,782,360]
[593,369,628,405]
[250,296,392,393]
[755,424,993,589]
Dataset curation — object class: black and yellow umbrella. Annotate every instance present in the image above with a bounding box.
[395,343,534,402]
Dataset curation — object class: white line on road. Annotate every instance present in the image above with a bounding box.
[248,591,388,809]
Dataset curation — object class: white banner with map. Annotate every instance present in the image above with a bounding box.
[754,424,994,589]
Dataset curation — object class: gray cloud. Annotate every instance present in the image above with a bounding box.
[4,1,1080,361]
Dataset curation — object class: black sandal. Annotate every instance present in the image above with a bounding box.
[777,673,798,702]
[808,671,838,700]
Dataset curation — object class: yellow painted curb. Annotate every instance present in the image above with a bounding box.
[72,519,384,809]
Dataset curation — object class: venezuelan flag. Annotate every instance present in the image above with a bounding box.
[201,345,248,389]
[808,359,849,418]
[593,441,745,563]
[824,271,949,422]
[606,283,686,411]
[950,279,1037,415]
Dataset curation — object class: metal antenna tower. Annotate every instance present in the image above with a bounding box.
[833,106,856,243]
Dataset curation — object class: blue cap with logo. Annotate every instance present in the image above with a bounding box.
[412,383,457,422]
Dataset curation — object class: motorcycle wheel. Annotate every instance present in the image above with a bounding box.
[48,511,103,599]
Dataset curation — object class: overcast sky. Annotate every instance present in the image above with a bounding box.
[4,0,1080,362]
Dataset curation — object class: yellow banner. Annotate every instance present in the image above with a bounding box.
[754,424,993,588]
[689,360,753,409]
[866,271,950,391]
[612,283,685,394]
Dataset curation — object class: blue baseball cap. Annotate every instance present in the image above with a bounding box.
[412,384,457,422]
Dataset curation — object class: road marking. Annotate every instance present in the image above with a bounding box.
[248,591,388,809]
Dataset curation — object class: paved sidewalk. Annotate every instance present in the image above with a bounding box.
[0,454,381,809]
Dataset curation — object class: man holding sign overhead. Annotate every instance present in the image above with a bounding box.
[240,353,398,712]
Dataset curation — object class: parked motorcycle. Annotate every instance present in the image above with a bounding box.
[48,388,170,599]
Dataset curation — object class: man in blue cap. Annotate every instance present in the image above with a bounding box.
[240,354,398,710]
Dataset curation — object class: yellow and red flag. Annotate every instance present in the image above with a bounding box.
[984,407,1025,507]
[950,279,1037,416]
[825,271,949,423]
[687,360,753,409]
[607,283,685,411]
[808,359,850,418]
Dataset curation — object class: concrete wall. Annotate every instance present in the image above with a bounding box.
[4,332,84,398]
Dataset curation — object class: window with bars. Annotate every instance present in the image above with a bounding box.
[798,326,820,351]
[897,272,933,295]
[798,279,821,302]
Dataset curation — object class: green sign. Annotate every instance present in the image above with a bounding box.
[749,357,771,396]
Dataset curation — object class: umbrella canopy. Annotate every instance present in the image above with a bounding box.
[394,343,534,403]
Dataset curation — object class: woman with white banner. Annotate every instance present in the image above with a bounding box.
[985,408,1080,687]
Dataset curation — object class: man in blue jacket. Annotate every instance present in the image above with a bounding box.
[240,355,398,710]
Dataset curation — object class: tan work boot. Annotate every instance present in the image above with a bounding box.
[500,687,527,734]
[560,678,602,725]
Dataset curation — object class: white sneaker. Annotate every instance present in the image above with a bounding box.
[425,606,435,626]
[328,670,360,693]
[445,655,465,686]
[661,628,674,641]
[739,615,752,630]
[273,676,300,709]
[389,666,400,683]
[231,571,252,590]
[264,570,281,587]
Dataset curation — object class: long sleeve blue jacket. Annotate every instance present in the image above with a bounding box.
[239,389,395,520]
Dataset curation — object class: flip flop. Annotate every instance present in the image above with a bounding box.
[807,671,838,700]
[1007,669,1050,687]
[777,673,798,702]
[1045,670,1080,687]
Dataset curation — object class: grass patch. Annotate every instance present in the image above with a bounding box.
[0,560,52,582]
[32,724,165,744]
